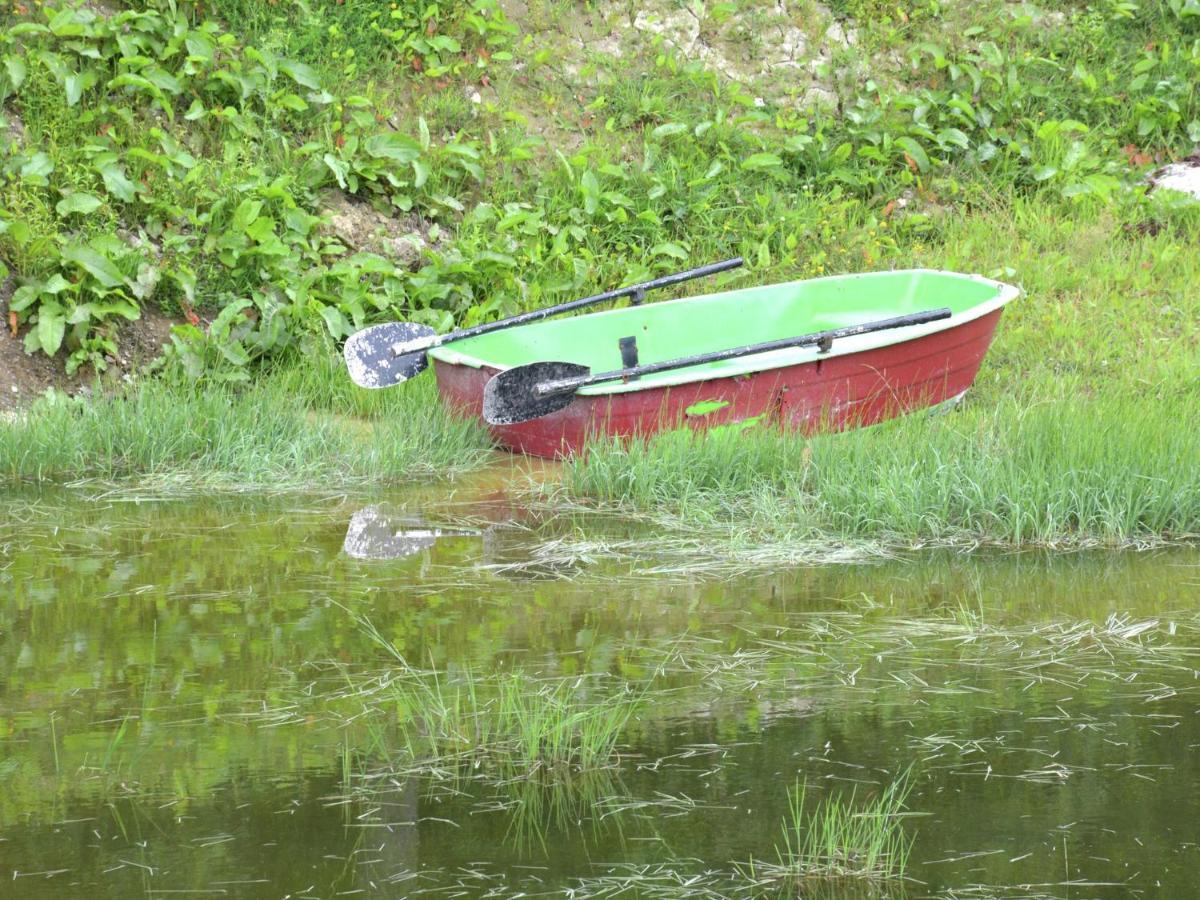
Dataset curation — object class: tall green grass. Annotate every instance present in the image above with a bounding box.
[0,352,494,486]
[383,670,639,776]
[349,612,640,778]
[561,396,1200,547]
[742,776,913,886]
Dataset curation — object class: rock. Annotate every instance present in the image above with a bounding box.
[391,234,428,269]
[320,190,440,269]
[824,20,856,48]
[563,1,850,111]
[4,110,24,146]
[592,33,623,59]
[1147,153,1200,202]
[81,0,120,16]
[1024,5,1068,27]
[801,85,839,111]
[633,7,700,48]
[775,22,809,61]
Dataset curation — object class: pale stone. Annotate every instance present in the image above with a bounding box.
[1151,162,1200,201]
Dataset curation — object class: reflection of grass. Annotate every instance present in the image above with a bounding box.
[494,770,625,857]
[743,776,913,886]
[562,397,1200,549]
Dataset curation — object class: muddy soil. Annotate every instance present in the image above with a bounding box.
[0,298,178,416]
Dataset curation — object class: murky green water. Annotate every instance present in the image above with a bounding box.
[3,473,1199,897]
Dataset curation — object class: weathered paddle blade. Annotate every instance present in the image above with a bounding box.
[343,322,437,389]
[483,361,590,426]
[341,506,442,560]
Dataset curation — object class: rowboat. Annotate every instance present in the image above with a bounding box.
[428,270,1017,458]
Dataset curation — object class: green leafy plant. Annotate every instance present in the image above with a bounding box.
[8,237,146,373]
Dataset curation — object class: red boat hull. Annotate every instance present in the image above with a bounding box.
[434,308,1004,458]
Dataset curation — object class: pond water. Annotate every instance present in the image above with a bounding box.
[2,471,1199,898]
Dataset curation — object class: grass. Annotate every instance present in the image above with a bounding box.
[560,396,1200,549]
[2,0,1198,548]
[0,349,494,486]
[342,612,642,781]
[547,188,1200,550]
[381,669,639,775]
[741,776,913,886]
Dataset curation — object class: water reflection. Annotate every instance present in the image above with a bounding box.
[341,504,482,560]
[2,485,1200,897]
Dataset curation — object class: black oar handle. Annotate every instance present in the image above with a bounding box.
[391,257,743,356]
[535,307,953,397]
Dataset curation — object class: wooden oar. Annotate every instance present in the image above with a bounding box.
[482,307,953,425]
[344,257,744,389]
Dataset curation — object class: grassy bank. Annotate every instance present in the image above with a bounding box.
[3,0,1199,382]
[552,190,1200,550]
[0,350,492,486]
[560,396,1200,549]
[2,0,1198,547]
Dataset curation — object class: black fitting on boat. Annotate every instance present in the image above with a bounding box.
[619,336,640,380]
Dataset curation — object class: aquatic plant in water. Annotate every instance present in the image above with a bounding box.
[346,610,642,780]
[741,775,913,887]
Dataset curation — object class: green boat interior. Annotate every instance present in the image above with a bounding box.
[431,269,1015,394]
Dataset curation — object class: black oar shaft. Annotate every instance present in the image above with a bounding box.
[395,257,743,355]
[535,308,953,397]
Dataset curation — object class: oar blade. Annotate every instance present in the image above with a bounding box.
[483,361,590,426]
[344,322,437,388]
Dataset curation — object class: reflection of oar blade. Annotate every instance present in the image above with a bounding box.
[344,322,437,389]
[483,307,954,426]
[342,506,442,560]
[483,362,589,427]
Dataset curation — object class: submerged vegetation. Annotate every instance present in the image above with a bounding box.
[362,668,639,777]
[341,610,642,780]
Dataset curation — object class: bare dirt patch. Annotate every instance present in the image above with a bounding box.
[0,296,179,415]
